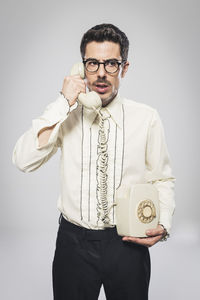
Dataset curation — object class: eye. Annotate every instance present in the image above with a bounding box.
[106,60,118,67]
[88,60,98,66]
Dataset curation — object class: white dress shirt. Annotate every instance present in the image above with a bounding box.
[12,92,175,233]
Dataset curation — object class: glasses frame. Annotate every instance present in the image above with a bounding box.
[82,58,125,74]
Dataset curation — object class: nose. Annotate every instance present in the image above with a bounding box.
[97,63,106,78]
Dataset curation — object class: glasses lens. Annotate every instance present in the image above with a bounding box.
[85,60,99,72]
[105,60,119,73]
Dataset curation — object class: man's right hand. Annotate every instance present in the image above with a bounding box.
[61,75,86,106]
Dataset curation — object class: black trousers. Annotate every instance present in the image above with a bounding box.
[52,215,151,300]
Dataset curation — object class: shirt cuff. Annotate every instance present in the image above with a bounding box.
[158,209,174,234]
[32,93,78,150]
[59,92,78,113]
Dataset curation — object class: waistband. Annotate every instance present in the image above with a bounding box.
[59,215,120,240]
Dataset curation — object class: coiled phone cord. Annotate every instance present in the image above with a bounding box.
[96,109,112,226]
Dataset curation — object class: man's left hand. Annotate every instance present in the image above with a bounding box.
[122,224,167,247]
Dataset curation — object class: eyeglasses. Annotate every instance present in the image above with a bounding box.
[83,58,124,74]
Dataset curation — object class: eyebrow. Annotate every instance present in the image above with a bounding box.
[84,57,120,61]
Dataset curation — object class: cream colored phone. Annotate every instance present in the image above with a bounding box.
[70,62,102,110]
[115,184,160,237]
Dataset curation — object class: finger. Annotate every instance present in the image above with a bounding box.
[123,235,161,244]
[122,235,161,247]
[73,76,86,83]
[75,81,87,91]
[78,86,86,94]
[74,77,86,83]
[64,75,85,84]
[146,227,164,237]
[123,236,150,243]
[70,74,83,79]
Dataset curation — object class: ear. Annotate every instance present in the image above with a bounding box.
[121,61,129,78]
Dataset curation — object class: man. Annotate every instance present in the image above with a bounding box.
[12,24,175,300]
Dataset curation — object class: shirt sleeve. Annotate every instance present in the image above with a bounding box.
[12,93,78,173]
[145,109,176,234]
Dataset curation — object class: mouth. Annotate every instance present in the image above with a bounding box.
[94,84,109,94]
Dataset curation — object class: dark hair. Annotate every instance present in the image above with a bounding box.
[80,23,129,62]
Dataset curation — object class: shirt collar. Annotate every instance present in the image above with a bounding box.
[83,92,123,129]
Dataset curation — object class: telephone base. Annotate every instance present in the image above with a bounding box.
[115,184,160,238]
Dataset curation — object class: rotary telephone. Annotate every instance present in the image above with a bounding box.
[70,62,102,110]
[115,183,160,237]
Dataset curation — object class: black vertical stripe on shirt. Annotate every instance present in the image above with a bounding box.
[80,106,84,220]
[113,123,117,223]
[88,127,92,222]
[116,104,125,190]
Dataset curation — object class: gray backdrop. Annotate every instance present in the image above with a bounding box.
[1,0,199,299]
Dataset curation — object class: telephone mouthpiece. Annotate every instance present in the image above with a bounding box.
[78,92,102,109]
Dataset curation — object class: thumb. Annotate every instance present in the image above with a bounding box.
[146,227,163,236]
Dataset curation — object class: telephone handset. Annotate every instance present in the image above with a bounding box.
[70,62,102,110]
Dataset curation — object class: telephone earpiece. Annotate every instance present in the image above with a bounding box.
[70,62,102,110]
[70,62,85,79]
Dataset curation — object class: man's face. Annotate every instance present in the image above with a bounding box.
[84,41,129,107]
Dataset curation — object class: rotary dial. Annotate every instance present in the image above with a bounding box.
[137,200,156,223]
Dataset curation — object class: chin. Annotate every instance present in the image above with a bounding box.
[100,93,117,107]
[102,91,117,101]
